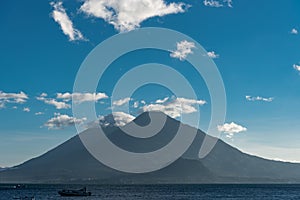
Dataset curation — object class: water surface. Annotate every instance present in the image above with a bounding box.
[1,184,300,200]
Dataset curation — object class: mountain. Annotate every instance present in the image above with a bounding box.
[1,112,300,184]
[0,168,7,172]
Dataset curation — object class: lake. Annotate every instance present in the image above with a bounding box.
[1,184,300,200]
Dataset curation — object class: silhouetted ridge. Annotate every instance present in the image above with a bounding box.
[133,111,174,126]
[1,112,300,184]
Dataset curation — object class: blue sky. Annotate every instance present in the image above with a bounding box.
[1,0,300,167]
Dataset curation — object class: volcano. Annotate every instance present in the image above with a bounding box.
[1,112,300,184]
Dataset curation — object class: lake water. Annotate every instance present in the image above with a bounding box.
[1,184,300,200]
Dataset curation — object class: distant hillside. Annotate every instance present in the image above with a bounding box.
[0,168,7,172]
[1,112,300,184]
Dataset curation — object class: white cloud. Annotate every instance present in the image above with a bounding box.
[47,99,70,109]
[0,91,28,103]
[170,40,195,61]
[142,97,206,118]
[45,113,87,129]
[0,91,28,108]
[155,97,169,104]
[40,93,48,97]
[50,2,85,41]
[291,28,298,35]
[56,92,108,104]
[203,0,232,8]
[38,92,108,109]
[35,112,44,115]
[23,107,30,112]
[99,112,135,127]
[217,122,247,138]
[207,51,219,59]
[37,95,71,109]
[203,0,223,7]
[133,101,139,108]
[112,97,131,106]
[246,95,274,102]
[80,0,187,32]
[226,0,233,7]
[293,64,300,72]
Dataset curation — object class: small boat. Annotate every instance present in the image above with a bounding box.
[58,187,91,197]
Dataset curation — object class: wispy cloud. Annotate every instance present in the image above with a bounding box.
[35,112,44,116]
[155,97,169,104]
[207,51,219,59]
[0,91,28,108]
[170,40,196,61]
[203,0,223,7]
[203,0,233,8]
[44,113,86,129]
[112,97,131,107]
[56,92,108,104]
[246,95,274,102]
[80,0,188,32]
[37,93,70,109]
[50,2,85,41]
[218,122,247,138]
[142,97,206,118]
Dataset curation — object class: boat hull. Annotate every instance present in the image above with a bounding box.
[58,190,91,197]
